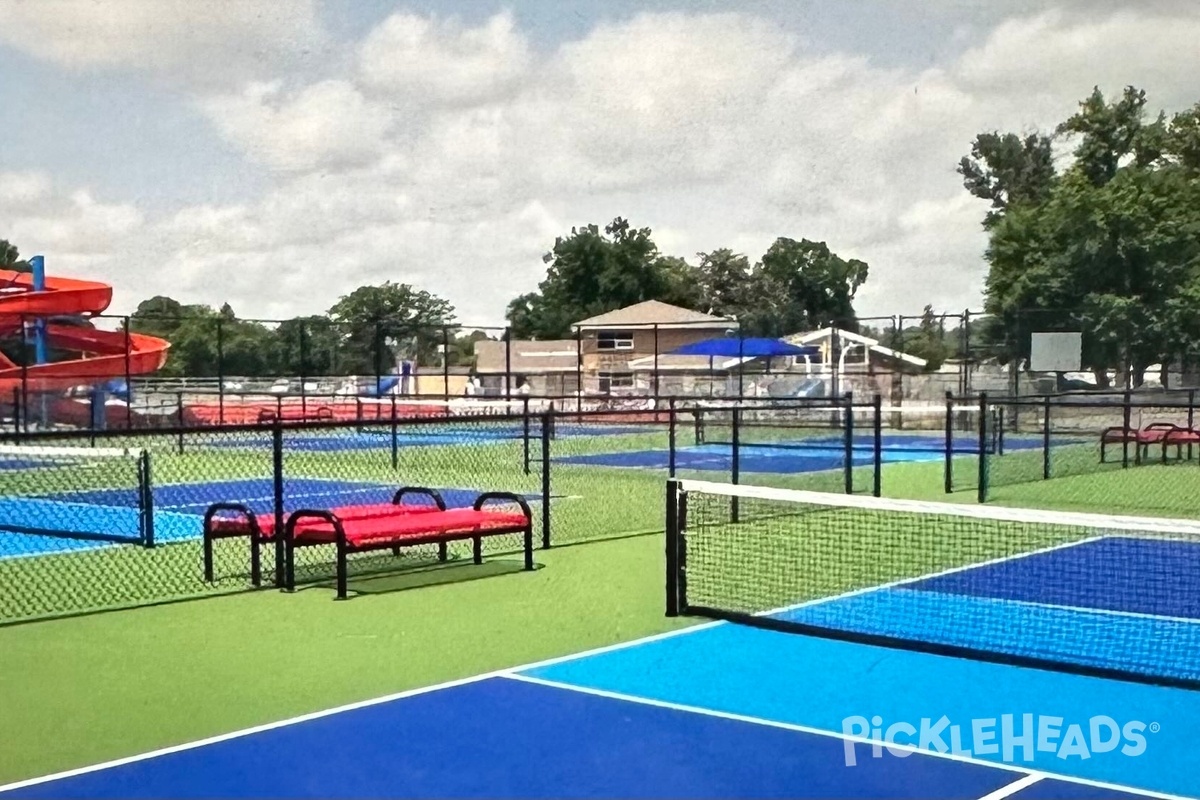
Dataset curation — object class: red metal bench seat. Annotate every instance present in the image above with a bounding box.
[1100,423,1181,463]
[284,492,534,599]
[202,487,450,586]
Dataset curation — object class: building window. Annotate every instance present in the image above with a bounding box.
[598,372,635,393]
[596,330,634,351]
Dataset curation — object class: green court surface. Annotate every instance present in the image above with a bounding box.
[1,422,1198,787]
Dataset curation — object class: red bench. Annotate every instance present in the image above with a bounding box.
[257,406,334,424]
[1100,422,1180,463]
[283,492,534,599]
[202,487,449,586]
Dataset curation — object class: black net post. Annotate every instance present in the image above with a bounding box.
[943,390,954,494]
[872,393,883,497]
[977,392,989,503]
[1042,395,1052,480]
[272,420,285,588]
[139,449,154,548]
[843,392,855,495]
[540,411,551,549]
[665,478,680,617]
[668,397,677,478]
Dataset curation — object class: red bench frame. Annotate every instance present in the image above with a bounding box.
[202,487,450,587]
[1100,422,1180,463]
[257,406,334,424]
[283,492,534,599]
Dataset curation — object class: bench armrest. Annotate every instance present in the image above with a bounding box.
[285,509,345,542]
[392,487,447,510]
[204,503,260,536]
[472,492,532,520]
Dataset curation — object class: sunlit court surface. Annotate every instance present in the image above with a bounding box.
[4,478,1200,798]
[4,4,1200,795]
[1,617,1194,798]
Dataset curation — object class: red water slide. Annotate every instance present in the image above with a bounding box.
[0,269,170,393]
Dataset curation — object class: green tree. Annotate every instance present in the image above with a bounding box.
[740,238,868,337]
[971,86,1200,387]
[694,249,753,318]
[328,282,456,374]
[957,132,1056,228]
[0,240,29,271]
[507,217,700,339]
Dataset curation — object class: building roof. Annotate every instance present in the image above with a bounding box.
[474,339,578,374]
[572,300,738,330]
[783,327,928,369]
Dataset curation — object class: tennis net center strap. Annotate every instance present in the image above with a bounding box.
[665,478,1200,691]
[0,444,153,546]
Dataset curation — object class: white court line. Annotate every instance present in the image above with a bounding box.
[978,773,1046,800]
[1,512,1193,794]
[500,673,1188,800]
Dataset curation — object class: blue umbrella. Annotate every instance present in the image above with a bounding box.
[667,337,819,358]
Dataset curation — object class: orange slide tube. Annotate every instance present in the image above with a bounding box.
[0,269,170,394]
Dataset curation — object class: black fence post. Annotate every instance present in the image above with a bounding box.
[216,318,225,426]
[872,393,882,498]
[843,392,855,495]
[665,478,679,617]
[540,411,551,549]
[139,449,155,548]
[1122,389,1133,468]
[574,328,583,421]
[123,316,133,430]
[653,324,660,399]
[1042,395,1052,480]
[390,395,399,471]
[176,392,185,455]
[11,387,20,438]
[977,392,989,504]
[442,325,451,402]
[944,390,954,494]
[298,320,308,416]
[668,397,677,478]
[522,396,531,475]
[504,327,512,399]
[1189,388,1196,461]
[730,406,740,523]
[272,420,285,589]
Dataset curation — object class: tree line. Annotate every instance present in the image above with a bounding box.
[4,85,1198,385]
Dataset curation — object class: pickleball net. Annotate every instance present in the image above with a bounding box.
[0,443,153,545]
[666,478,1200,689]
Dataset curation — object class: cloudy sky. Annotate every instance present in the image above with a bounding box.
[1,1,1198,328]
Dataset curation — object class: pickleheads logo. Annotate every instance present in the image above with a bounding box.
[841,715,1155,767]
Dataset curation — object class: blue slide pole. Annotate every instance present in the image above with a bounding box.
[29,255,47,366]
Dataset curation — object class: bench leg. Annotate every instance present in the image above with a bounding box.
[472,536,482,565]
[523,525,534,571]
[250,533,261,588]
[391,545,401,558]
[284,538,295,592]
[438,542,448,562]
[203,532,214,583]
[336,540,348,600]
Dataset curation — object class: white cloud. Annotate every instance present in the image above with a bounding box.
[0,0,325,88]
[8,6,1200,327]
[358,11,532,106]
[199,80,395,173]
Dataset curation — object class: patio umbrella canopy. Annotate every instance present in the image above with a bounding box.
[666,337,820,358]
